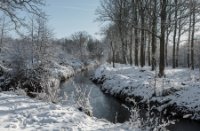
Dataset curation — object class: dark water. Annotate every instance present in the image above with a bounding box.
[60,70,200,130]
[168,119,200,131]
[60,70,130,123]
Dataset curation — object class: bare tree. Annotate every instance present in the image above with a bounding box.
[191,0,196,70]
[172,0,178,68]
[132,0,139,66]
[0,16,11,53]
[106,25,118,67]
[96,0,131,64]
[0,0,44,29]
[71,31,89,62]
[151,0,158,71]
[96,0,200,74]
[165,0,173,67]
[87,38,104,61]
[4,13,54,95]
[159,0,167,77]
[176,5,188,67]
[139,0,146,67]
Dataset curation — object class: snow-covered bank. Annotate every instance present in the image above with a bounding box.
[93,63,200,120]
[52,59,99,82]
[0,92,138,131]
[34,60,100,102]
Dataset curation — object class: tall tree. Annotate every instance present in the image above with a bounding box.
[96,0,131,64]
[139,0,146,67]
[191,0,196,70]
[172,0,178,68]
[106,25,118,67]
[159,0,167,77]
[132,0,139,66]
[0,16,10,53]
[151,0,158,71]
[187,6,192,68]
[176,3,188,67]
[129,26,133,65]
[71,31,89,61]
[147,32,151,66]
[165,6,173,67]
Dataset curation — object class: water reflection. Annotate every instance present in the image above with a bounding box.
[168,119,200,131]
[60,70,200,130]
[60,71,130,123]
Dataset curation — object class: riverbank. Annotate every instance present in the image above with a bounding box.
[92,63,200,120]
[50,59,99,82]
[0,58,99,98]
[32,60,100,102]
[0,91,138,131]
[0,62,141,131]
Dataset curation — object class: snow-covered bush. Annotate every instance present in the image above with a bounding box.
[128,98,174,131]
[72,82,93,116]
[35,77,61,103]
[0,27,56,100]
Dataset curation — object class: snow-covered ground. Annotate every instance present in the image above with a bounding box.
[0,92,139,131]
[93,63,200,120]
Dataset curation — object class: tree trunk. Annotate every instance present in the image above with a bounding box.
[148,32,151,66]
[188,8,192,68]
[172,0,178,68]
[140,12,145,67]
[176,16,182,67]
[151,0,157,71]
[31,18,34,65]
[79,38,83,61]
[165,3,172,67]
[119,26,126,64]
[125,40,128,64]
[129,27,133,65]
[159,0,167,77]
[110,41,115,68]
[134,0,139,66]
[165,29,170,67]
[135,29,139,66]
[0,17,5,53]
[191,2,195,70]
[144,31,147,66]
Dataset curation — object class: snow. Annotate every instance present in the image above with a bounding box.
[163,86,200,119]
[0,92,139,131]
[94,63,200,119]
[95,64,155,100]
[49,58,98,83]
[49,62,75,81]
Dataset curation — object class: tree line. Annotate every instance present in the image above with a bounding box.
[0,0,104,96]
[96,0,200,77]
[63,31,104,63]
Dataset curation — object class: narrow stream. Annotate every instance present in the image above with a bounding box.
[60,70,200,130]
[60,70,130,123]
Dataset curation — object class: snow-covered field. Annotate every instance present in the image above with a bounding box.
[93,63,200,120]
[0,92,139,131]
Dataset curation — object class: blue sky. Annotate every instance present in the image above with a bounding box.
[44,0,101,39]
